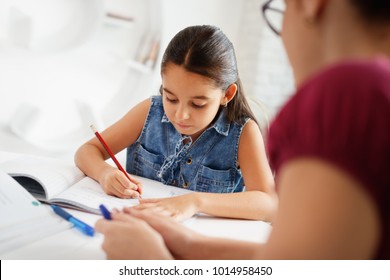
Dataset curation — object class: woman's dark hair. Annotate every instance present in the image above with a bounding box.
[161,25,258,125]
[350,0,390,24]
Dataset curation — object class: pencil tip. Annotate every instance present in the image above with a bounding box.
[90,124,97,133]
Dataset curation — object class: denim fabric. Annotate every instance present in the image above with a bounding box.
[126,95,248,193]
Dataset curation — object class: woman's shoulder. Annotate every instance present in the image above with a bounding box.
[271,57,390,135]
[280,58,390,122]
[268,58,390,191]
[320,57,390,77]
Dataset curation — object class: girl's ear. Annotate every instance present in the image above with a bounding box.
[222,83,238,106]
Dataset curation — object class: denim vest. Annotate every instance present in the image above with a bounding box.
[126,95,248,193]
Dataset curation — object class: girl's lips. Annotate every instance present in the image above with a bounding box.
[176,122,191,129]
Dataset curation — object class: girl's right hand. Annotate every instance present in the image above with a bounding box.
[99,168,143,198]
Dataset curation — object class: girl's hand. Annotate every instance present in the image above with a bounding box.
[95,211,173,260]
[132,193,200,221]
[99,168,143,199]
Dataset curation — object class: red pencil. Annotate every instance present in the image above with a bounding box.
[90,125,141,195]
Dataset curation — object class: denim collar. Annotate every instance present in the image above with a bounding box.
[161,108,230,136]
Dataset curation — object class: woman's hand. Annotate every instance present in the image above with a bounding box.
[95,211,173,260]
[132,193,200,221]
[99,168,143,199]
[124,208,203,259]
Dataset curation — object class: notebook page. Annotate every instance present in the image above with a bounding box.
[50,175,194,214]
[140,176,194,198]
[49,176,137,214]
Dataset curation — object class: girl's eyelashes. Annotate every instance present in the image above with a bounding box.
[165,95,207,109]
[192,103,206,109]
[165,96,178,103]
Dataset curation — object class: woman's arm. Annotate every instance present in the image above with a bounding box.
[118,208,261,260]
[255,158,381,259]
[187,234,262,260]
[74,98,151,198]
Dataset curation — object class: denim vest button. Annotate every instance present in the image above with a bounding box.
[182,182,189,188]
[186,157,192,164]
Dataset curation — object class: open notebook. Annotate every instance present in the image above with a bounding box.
[0,155,193,215]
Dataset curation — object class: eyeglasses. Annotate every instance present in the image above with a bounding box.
[261,0,285,36]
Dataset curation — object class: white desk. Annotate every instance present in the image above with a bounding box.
[0,151,272,259]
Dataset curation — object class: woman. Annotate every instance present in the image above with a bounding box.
[95,0,390,259]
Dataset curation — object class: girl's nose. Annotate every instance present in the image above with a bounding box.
[175,105,190,120]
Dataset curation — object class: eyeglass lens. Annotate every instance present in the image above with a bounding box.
[264,0,285,35]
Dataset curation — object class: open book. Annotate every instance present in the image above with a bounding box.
[0,170,71,255]
[0,155,193,215]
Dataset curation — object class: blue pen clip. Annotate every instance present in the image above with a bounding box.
[51,205,95,237]
[99,204,112,220]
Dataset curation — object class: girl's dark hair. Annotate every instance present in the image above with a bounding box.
[350,0,390,24]
[161,25,258,125]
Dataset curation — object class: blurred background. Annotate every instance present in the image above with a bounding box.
[0,0,294,160]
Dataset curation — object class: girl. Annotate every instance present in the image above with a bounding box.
[75,25,277,222]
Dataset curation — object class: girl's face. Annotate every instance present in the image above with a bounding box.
[161,63,226,141]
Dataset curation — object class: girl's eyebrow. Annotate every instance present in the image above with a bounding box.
[162,87,176,96]
[162,87,211,100]
[191,95,211,100]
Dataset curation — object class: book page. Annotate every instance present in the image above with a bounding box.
[0,155,84,200]
[50,175,194,214]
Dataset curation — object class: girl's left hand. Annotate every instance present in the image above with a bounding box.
[131,193,200,221]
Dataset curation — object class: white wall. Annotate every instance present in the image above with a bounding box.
[160,0,243,48]
[236,0,294,129]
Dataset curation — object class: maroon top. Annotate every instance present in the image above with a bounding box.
[267,58,390,259]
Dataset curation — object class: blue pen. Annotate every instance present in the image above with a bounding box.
[51,205,95,237]
[99,204,112,220]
